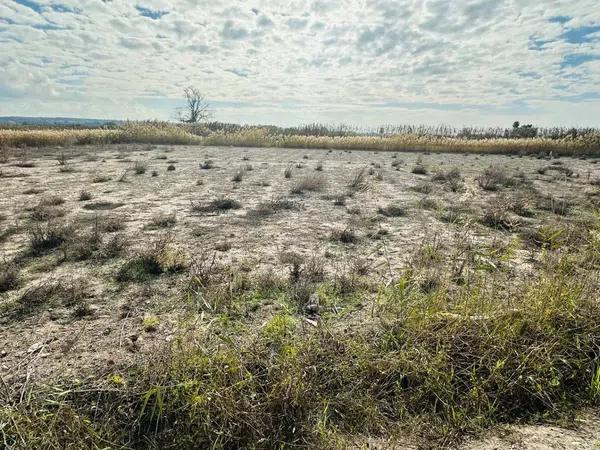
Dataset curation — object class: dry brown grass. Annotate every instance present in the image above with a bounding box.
[1,122,599,155]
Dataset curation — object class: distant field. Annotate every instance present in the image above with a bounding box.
[1,143,600,448]
[1,121,600,155]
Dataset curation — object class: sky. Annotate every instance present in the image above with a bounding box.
[0,0,599,128]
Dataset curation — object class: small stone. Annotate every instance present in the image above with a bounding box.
[27,342,44,354]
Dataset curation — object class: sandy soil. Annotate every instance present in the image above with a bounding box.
[1,143,599,447]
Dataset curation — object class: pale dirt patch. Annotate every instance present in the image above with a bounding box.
[1,144,599,445]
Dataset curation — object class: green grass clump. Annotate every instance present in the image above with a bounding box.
[116,238,186,282]
[3,221,600,449]
[2,262,599,448]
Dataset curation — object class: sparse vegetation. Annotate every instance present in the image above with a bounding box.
[78,190,92,201]
[200,160,214,169]
[378,203,407,217]
[476,165,519,191]
[290,174,327,194]
[330,226,358,243]
[246,198,295,220]
[2,141,600,450]
[28,221,71,255]
[192,197,242,213]
[133,160,148,174]
[0,262,20,293]
[148,212,177,228]
[92,174,111,183]
[347,167,371,194]
[116,236,186,282]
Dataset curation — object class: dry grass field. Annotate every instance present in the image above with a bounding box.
[1,121,599,156]
[2,143,600,448]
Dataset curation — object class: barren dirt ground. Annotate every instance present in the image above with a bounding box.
[2,144,600,448]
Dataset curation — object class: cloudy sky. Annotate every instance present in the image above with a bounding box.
[1,0,599,127]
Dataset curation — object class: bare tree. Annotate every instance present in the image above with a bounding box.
[177,86,211,123]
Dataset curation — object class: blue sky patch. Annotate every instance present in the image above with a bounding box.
[14,0,42,13]
[549,16,571,24]
[562,24,600,44]
[135,5,169,20]
[561,53,600,68]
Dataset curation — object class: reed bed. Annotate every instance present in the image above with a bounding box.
[1,121,599,155]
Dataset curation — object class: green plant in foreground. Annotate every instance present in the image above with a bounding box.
[2,255,599,449]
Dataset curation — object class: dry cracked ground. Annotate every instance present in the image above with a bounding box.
[1,144,600,448]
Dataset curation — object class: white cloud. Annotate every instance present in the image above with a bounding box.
[0,0,598,126]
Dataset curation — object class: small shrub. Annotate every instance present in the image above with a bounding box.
[192,197,242,213]
[536,195,573,216]
[30,204,65,222]
[232,169,244,182]
[79,190,92,201]
[378,204,407,217]
[59,165,75,173]
[439,205,466,224]
[116,237,186,282]
[247,198,295,220]
[215,241,232,252]
[481,198,519,231]
[92,175,111,183]
[418,197,438,210]
[63,230,102,261]
[149,212,177,228]
[99,233,127,258]
[28,222,71,255]
[98,217,125,233]
[333,195,346,206]
[284,165,293,178]
[411,164,428,175]
[290,174,326,194]
[134,161,148,174]
[40,196,65,206]
[538,165,574,178]
[315,162,323,171]
[166,164,176,171]
[521,225,566,249]
[347,168,370,194]
[476,166,518,191]
[411,182,433,194]
[432,168,461,183]
[330,227,358,244]
[142,315,160,332]
[0,263,20,293]
[17,278,89,315]
[151,170,159,177]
